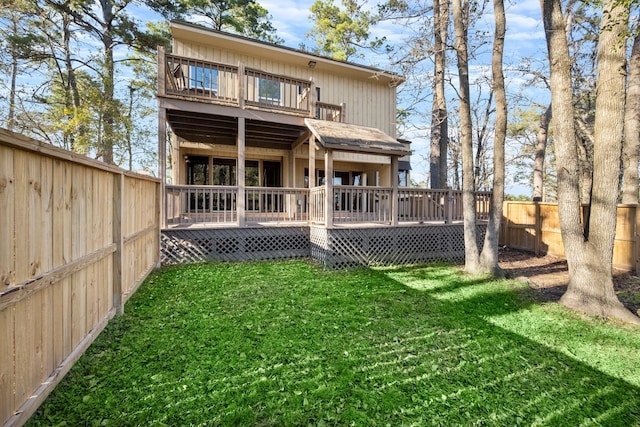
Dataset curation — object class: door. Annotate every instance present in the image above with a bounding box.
[186,156,209,211]
[263,161,282,212]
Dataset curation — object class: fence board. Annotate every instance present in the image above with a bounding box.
[0,128,160,427]
[0,145,14,290]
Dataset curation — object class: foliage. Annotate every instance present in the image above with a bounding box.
[307,0,385,60]
[27,261,640,425]
[156,0,282,43]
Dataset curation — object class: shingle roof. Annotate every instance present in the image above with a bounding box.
[305,119,410,156]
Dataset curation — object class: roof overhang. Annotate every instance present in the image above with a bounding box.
[305,118,410,157]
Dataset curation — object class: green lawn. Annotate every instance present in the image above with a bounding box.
[29,260,640,426]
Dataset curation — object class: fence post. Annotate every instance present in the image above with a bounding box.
[112,173,124,314]
[635,205,640,275]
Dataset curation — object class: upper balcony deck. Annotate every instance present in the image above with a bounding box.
[158,48,345,123]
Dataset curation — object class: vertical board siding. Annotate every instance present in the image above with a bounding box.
[0,129,160,427]
[172,39,397,135]
[500,201,639,272]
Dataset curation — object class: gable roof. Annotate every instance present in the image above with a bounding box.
[305,118,410,156]
[170,20,404,85]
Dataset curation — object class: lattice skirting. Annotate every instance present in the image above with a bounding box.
[311,224,487,269]
[161,227,310,264]
[161,224,486,268]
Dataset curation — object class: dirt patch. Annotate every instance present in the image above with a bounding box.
[498,247,640,316]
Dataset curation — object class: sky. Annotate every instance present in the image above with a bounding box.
[136,0,550,195]
[257,0,549,195]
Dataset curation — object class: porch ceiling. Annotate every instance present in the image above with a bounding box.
[166,109,307,149]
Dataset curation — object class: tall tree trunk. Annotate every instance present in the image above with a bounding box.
[430,0,449,189]
[542,0,639,324]
[63,14,82,152]
[438,0,449,188]
[8,16,18,131]
[622,33,640,204]
[533,104,551,201]
[479,0,506,275]
[100,0,115,164]
[452,0,480,273]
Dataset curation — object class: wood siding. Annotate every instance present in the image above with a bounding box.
[0,130,160,426]
[172,39,397,136]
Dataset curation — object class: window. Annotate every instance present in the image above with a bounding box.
[190,66,218,93]
[398,170,408,187]
[212,158,236,186]
[258,78,282,105]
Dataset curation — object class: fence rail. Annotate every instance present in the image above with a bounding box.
[0,129,160,427]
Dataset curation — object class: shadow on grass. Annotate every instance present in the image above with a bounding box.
[27,260,640,426]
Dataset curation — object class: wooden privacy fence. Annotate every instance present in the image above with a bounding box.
[0,129,160,426]
[500,201,639,273]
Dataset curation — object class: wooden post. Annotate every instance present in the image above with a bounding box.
[324,149,333,228]
[446,188,453,224]
[238,61,245,109]
[309,81,316,118]
[391,156,399,225]
[158,108,167,228]
[635,204,640,275]
[237,117,246,227]
[340,102,346,123]
[112,173,124,314]
[308,135,316,188]
[157,46,165,97]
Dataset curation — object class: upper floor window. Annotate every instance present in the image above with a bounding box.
[190,66,218,93]
[258,78,282,105]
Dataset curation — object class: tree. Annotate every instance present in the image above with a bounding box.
[430,0,449,189]
[0,0,43,131]
[172,0,282,43]
[452,0,482,273]
[478,0,506,274]
[542,0,639,323]
[307,0,383,61]
[532,104,551,201]
[622,32,640,204]
[44,0,163,164]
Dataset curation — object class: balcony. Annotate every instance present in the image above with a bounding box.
[164,185,491,228]
[159,50,345,122]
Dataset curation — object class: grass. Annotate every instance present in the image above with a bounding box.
[28,260,640,426]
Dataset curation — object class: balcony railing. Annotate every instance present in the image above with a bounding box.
[165,185,491,227]
[161,51,344,121]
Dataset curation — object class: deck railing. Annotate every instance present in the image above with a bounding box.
[166,185,309,225]
[333,186,393,224]
[166,185,238,225]
[164,185,492,227]
[245,187,309,222]
[162,52,344,121]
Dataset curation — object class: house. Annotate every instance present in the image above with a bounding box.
[157,21,490,268]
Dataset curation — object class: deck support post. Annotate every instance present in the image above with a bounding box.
[391,155,399,225]
[237,117,246,227]
[324,149,334,228]
[308,135,316,188]
[158,108,167,228]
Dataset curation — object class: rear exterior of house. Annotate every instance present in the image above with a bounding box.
[157,21,489,267]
